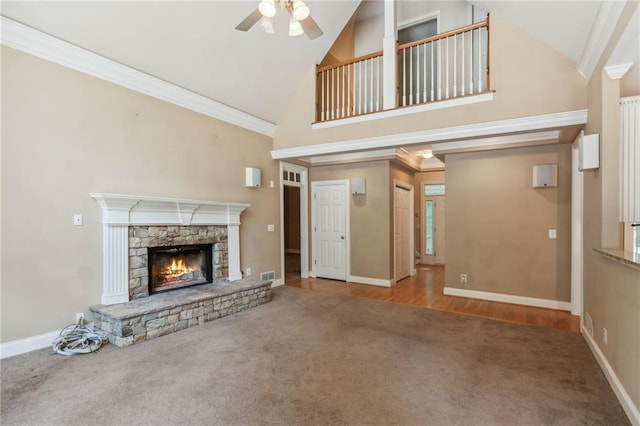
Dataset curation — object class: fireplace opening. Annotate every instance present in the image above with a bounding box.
[148,244,213,294]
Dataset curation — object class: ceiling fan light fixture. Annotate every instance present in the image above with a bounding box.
[288,17,304,37]
[258,0,277,18]
[258,16,275,34]
[292,0,310,21]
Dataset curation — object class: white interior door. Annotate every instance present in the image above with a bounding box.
[394,186,411,281]
[313,181,347,281]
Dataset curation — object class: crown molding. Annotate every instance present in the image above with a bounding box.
[431,130,561,154]
[0,16,276,137]
[604,62,634,80]
[271,109,588,160]
[577,0,628,81]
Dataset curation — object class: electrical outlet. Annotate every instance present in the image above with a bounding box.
[73,214,83,226]
[246,267,252,276]
[460,273,467,283]
[603,328,608,345]
[76,312,85,324]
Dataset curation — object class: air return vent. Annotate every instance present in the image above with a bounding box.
[260,271,275,281]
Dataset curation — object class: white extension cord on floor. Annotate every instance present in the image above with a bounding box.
[52,319,109,356]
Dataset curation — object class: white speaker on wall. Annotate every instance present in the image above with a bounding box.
[578,133,600,171]
[351,177,366,194]
[245,167,261,188]
[532,164,558,188]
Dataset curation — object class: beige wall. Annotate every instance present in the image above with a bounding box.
[274,12,587,150]
[1,47,280,342]
[319,18,355,67]
[445,144,572,301]
[309,161,392,280]
[582,1,640,410]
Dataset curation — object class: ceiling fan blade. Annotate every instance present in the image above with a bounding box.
[300,16,323,40]
[235,8,263,31]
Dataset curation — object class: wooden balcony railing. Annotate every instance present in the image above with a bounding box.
[315,18,490,123]
[316,51,383,122]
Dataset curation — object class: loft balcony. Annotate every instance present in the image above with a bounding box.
[315,18,490,124]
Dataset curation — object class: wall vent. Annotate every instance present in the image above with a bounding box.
[584,312,594,337]
[260,271,275,281]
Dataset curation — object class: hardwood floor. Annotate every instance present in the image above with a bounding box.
[285,264,580,333]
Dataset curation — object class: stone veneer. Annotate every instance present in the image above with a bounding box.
[90,279,271,347]
[128,225,228,299]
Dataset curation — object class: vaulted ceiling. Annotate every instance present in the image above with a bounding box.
[4,0,636,128]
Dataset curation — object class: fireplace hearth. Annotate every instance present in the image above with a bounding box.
[148,244,213,293]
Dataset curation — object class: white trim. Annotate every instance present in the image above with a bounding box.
[348,275,394,287]
[431,130,560,154]
[271,278,285,287]
[312,92,493,130]
[273,109,588,160]
[604,62,634,80]
[0,330,60,359]
[571,134,584,317]
[577,0,628,81]
[0,16,276,137]
[443,287,572,311]
[280,162,309,284]
[581,325,640,425]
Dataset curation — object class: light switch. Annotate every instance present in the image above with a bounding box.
[73,214,83,226]
[548,229,556,239]
[267,224,275,232]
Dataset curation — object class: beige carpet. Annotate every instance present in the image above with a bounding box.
[1,286,629,425]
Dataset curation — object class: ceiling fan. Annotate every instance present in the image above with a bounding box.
[235,0,323,40]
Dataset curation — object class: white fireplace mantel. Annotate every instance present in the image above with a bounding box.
[91,193,250,305]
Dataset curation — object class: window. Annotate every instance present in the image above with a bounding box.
[424,184,445,195]
[425,200,434,255]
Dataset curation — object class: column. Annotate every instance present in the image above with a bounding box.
[383,0,397,110]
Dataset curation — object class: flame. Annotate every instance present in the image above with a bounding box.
[166,258,192,276]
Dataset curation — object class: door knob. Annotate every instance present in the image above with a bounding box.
[340,235,345,240]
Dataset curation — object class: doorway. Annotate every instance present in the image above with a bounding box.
[280,162,309,285]
[311,180,349,281]
[423,184,445,265]
[284,186,301,280]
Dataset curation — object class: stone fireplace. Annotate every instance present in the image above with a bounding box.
[91,193,249,305]
[89,193,272,348]
[128,225,227,299]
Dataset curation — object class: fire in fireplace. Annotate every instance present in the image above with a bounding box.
[148,244,213,293]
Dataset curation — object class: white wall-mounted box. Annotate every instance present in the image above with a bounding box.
[533,164,558,188]
[579,133,600,171]
[245,167,261,187]
[351,177,366,194]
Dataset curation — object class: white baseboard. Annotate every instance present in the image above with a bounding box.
[0,330,60,359]
[271,278,285,287]
[581,325,640,425]
[443,287,572,311]
[348,275,393,287]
